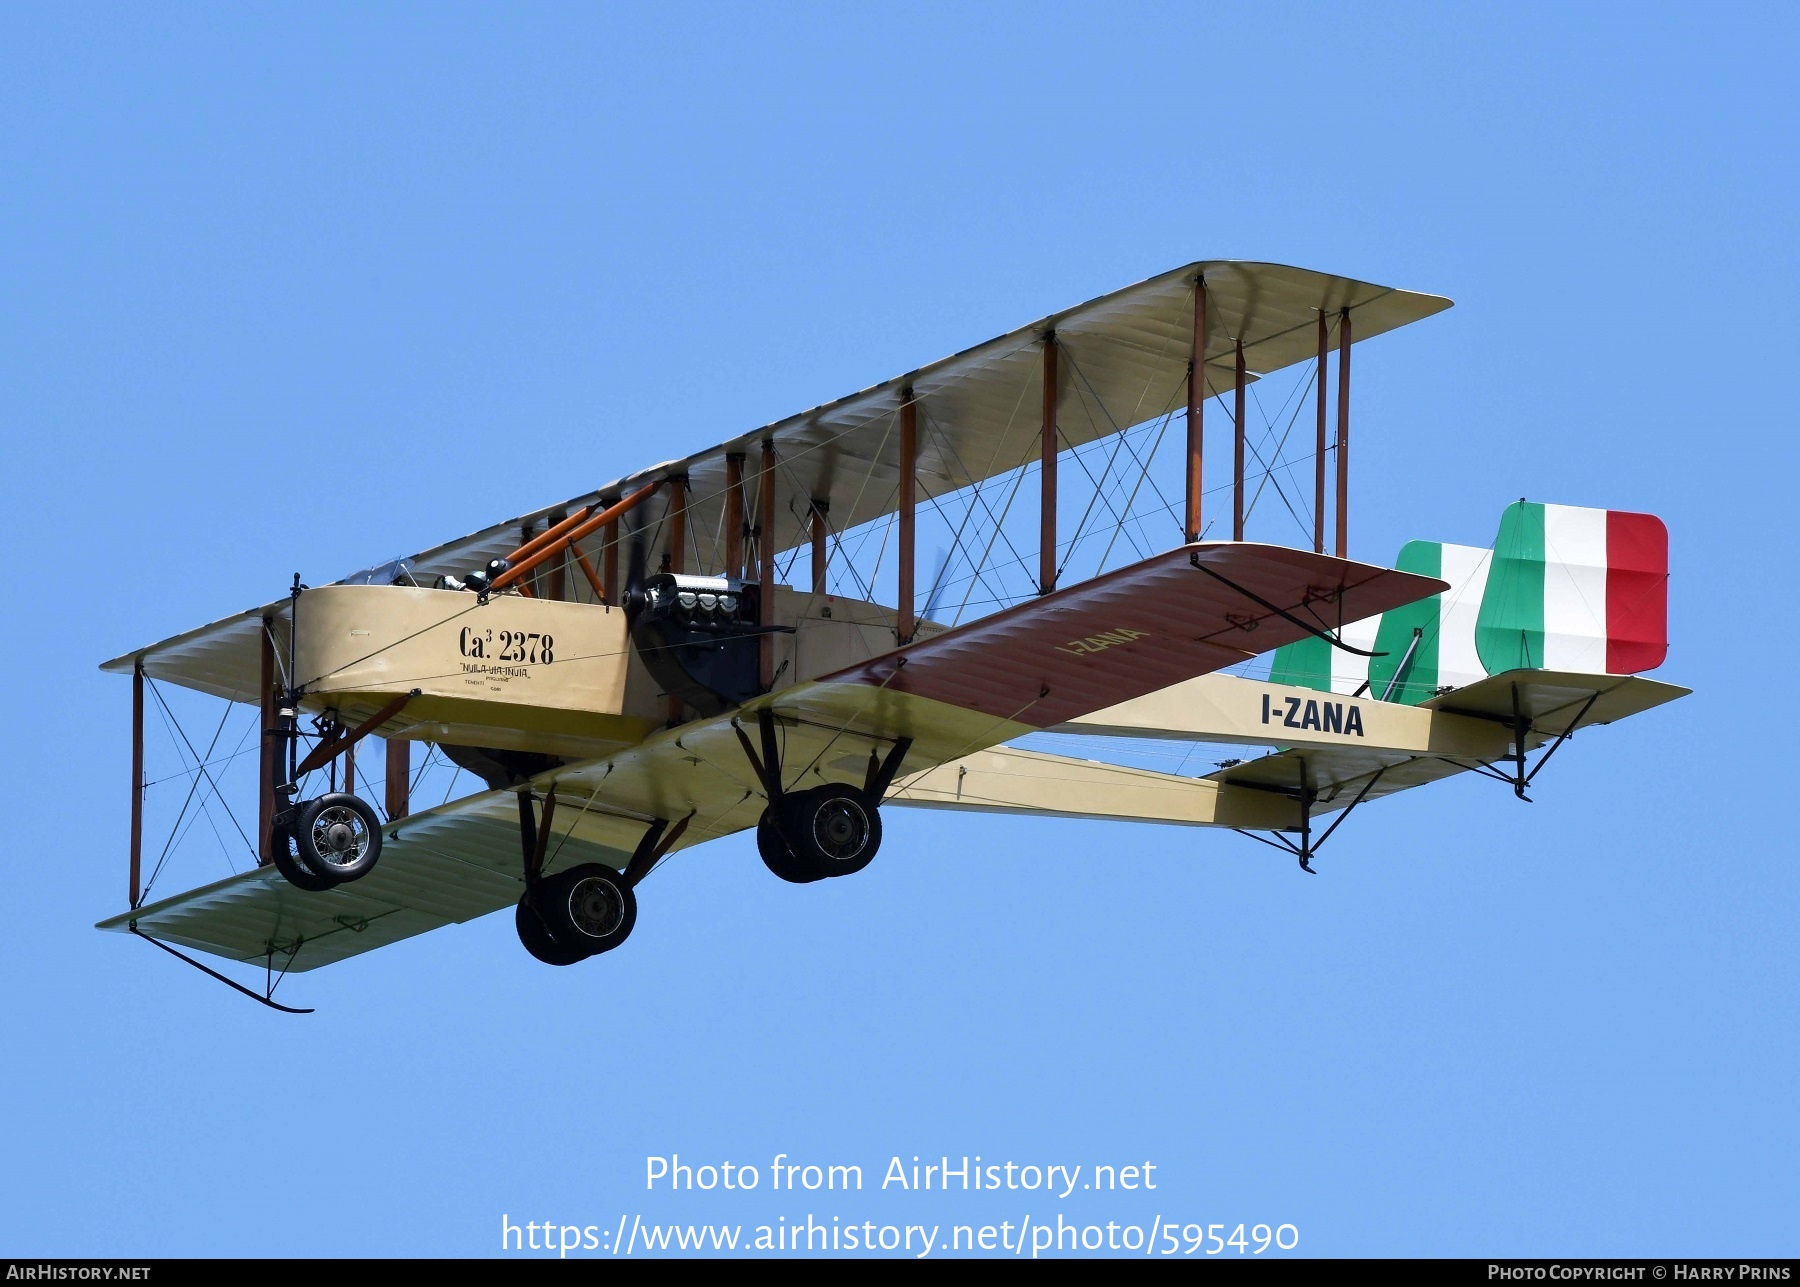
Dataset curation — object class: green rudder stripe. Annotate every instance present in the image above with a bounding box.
[1369,540,1444,704]
[1476,500,1546,672]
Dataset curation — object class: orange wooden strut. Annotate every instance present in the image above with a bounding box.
[505,506,592,571]
[490,482,659,592]
[572,544,606,601]
[293,694,414,780]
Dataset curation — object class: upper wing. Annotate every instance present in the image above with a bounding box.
[102,262,1449,701]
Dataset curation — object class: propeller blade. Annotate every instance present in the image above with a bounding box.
[623,536,649,619]
[921,546,952,622]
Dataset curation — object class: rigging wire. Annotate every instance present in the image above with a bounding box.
[146,681,257,861]
[139,688,245,902]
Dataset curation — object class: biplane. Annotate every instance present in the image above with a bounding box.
[99,261,1685,1009]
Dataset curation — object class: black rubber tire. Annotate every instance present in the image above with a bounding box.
[539,864,637,956]
[757,810,824,884]
[781,784,882,878]
[294,792,383,882]
[270,823,339,892]
[516,894,587,966]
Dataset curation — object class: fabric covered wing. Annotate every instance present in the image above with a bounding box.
[823,542,1446,729]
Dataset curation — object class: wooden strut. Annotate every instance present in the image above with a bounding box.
[505,506,592,571]
[291,693,415,781]
[758,439,777,688]
[1233,338,1247,541]
[385,737,410,822]
[1040,333,1058,594]
[258,623,277,865]
[897,389,917,643]
[489,481,659,593]
[1185,278,1206,544]
[130,662,144,906]
[572,544,606,602]
[725,453,746,579]
[1336,307,1352,559]
[1315,312,1329,554]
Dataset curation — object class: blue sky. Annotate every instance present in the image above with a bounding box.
[2,2,1795,1258]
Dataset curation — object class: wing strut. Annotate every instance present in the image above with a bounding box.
[1232,759,1388,873]
[1433,686,1602,803]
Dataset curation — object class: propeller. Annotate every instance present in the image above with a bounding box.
[921,546,952,623]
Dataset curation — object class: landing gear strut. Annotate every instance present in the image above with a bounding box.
[736,709,909,883]
[513,789,685,966]
[1234,757,1387,874]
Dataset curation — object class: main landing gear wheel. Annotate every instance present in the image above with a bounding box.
[767,784,883,880]
[517,864,637,962]
[271,823,338,892]
[758,812,825,884]
[515,895,587,966]
[294,792,383,882]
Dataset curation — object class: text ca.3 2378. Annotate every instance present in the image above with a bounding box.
[459,627,556,664]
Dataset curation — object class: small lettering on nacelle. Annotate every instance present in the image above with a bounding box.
[1261,690,1366,737]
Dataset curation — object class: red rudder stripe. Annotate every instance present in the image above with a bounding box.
[1606,510,1668,673]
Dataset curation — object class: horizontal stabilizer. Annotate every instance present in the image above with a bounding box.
[1423,668,1688,736]
[1204,668,1688,818]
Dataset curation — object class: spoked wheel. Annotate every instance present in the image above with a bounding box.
[777,785,882,879]
[533,864,637,958]
[516,894,587,966]
[295,793,383,882]
[757,811,825,884]
[271,822,338,891]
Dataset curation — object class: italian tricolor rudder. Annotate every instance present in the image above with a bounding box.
[1473,501,1668,676]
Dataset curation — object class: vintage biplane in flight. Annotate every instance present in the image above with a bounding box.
[101,261,1684,1009]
